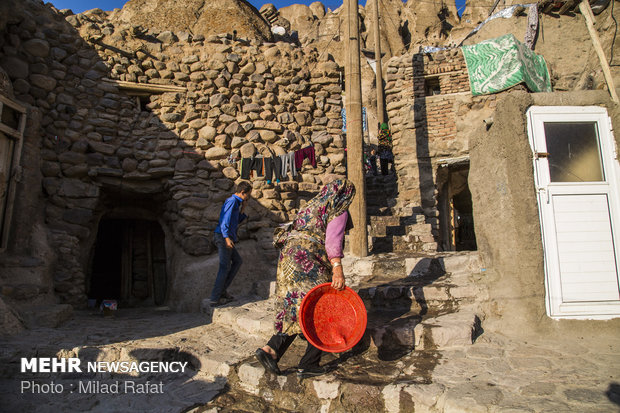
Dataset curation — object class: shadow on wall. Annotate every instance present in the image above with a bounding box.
[1,0,340,319]
[412,52,437,225]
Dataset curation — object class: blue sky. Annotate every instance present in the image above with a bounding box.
[49,0,466,17]
[49,0,344,14]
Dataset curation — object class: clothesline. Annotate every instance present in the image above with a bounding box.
[238,145,317,184]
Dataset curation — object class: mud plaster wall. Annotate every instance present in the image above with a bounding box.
[0,0,346,312]
[469,89,620,337]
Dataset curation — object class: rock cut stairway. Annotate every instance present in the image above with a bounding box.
[365,174,437,254]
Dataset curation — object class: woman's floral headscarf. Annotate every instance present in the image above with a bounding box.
[293,179,356,234]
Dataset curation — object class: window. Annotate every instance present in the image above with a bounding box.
[425,77,441,96]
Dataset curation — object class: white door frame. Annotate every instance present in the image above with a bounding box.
[527,105,620,319]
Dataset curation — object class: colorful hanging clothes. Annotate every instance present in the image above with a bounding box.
[378,123,393,161]
[272,179,356,335]
[377,125,392,148]
[281,152,297,179]
[294,146,317,170]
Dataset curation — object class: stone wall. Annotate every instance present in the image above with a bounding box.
[0,0,345,310]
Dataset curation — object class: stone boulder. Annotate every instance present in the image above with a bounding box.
[363,0,406,60]
[114,0,273,41]
[401,0,460,46]
[279,4,316,41]
[309,1,325,19]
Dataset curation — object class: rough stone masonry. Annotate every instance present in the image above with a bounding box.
[0,0,347,315]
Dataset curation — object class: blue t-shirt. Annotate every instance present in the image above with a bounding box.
[214,194,247,242]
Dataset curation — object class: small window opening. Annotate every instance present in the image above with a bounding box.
[135,95,153,113]
[1,105,20,130]
[425,77,441,96]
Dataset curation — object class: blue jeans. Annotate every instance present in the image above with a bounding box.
[210,233,243,301]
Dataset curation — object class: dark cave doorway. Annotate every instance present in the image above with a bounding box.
[437,162,477,251]
[88,218,167,307]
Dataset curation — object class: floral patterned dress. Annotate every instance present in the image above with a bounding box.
[272,179,356,335]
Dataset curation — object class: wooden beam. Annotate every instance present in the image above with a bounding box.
[558,0,578,15]
[579,0,619,103]
[101,78,187,93]
[345,0,368,257]
[0,123,21,140]
[0,94,27,113]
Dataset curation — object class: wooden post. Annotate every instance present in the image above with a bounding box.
[579,0,619,104]
[345,0,368,257]
[372,0,385,125]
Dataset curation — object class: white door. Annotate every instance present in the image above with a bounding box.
[527,106,620,319]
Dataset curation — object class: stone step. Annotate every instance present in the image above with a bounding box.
[371,235,436,253]
[367,206,392,216]
[358,276,482,314]
[252,279,276,299]
[210,299,274,339]
[369,222,431,237]
[368,308,482,354]
[413,311,483,350]
[367,205,422,217]
[343,252,481,282]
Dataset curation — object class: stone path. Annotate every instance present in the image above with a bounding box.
[0,303,270,413]
[202,329,620,413]
[1,252,619,412]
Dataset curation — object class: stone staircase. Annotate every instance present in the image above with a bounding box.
[366,174,437,254]
[201,250,487,412]
[259,6,279,26]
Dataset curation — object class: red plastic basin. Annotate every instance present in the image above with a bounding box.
[299,283,368,353]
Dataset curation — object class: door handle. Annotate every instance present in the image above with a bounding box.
[536,186,550,204]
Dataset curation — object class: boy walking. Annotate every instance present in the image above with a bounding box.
[209,181,252,307]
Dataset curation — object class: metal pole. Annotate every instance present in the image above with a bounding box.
[372,0,385,125]
[345,0,368,257]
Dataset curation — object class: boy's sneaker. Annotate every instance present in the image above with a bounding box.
[220,291,235,301]
[210,297,231,307]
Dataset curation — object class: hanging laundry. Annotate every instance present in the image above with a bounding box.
[240,157,265,179]
[280,152,297,180]
[524,4,538,50]
[240,157,253,180]
[294,146,316,169]
[264,156,282,184]
[251,157,264,177]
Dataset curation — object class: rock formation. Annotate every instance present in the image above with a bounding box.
[112,0,273,41]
